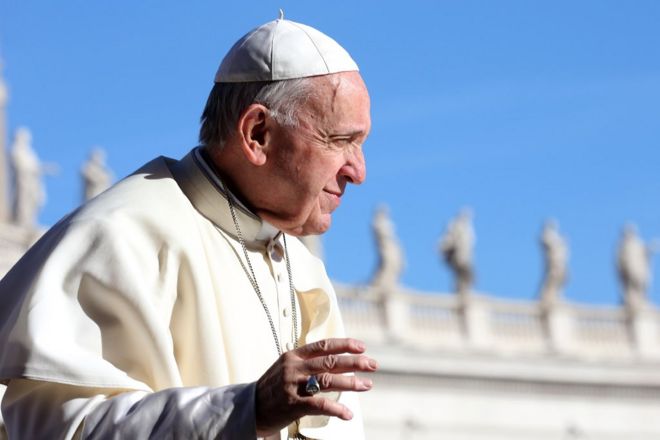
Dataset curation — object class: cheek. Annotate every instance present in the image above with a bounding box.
[301,165,334,193]
[290,152,343,199]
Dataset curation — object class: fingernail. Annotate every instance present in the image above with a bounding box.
[346,409,354,419]
[369,359,377,369]
[363,379,373,389]
[356,341,365,351]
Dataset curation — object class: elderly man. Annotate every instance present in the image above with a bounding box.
[0,15,376,439]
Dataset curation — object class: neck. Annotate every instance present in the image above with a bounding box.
[200,147,282,241]
[203,146,308,237]
[201,147,258,212]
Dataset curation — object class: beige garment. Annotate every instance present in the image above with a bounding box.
[0,148,364,439]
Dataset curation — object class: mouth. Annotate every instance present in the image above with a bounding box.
[323,189,342,208]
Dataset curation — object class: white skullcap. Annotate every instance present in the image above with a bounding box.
[215,14,359,83]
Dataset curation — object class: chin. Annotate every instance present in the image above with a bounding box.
[301,214,332,236]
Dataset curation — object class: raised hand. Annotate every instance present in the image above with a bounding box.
[255,338,377,437]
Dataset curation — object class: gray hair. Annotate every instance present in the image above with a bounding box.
[199,78,315,150]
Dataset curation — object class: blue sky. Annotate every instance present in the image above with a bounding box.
[1,1,659,305]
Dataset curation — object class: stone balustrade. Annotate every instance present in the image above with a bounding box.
[335,283,660,361]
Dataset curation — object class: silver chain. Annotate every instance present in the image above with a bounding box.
[224,188,299,356]
[283,234,299,351]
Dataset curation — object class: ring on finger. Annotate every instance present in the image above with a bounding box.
[305,375,321,395]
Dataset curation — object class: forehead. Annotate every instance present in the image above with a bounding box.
[300,72,371,133]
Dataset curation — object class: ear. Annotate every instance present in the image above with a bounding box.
[236,103,273,166]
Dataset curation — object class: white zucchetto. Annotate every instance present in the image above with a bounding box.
[215,15,359,83]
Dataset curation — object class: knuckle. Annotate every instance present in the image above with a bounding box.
[323,355,337,370]
[317,398,330,412]
[316,339,329,352]
[319,373,333,389]
[305,396,321,410]
[359,355,370,368]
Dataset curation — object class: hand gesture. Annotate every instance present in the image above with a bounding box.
[255,338,377,436]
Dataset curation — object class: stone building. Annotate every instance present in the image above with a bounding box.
[1,67,660,440]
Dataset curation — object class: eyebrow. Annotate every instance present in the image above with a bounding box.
[329,130,367,139]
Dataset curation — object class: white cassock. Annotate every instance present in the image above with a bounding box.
[0,148,364,439]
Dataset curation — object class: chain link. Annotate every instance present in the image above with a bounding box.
[224,187,299,356]
[283,235,299,350]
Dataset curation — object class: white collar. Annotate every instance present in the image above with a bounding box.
[192,148,281,242]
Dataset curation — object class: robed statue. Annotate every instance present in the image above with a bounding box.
[370,205,405,292]
[539,219,569,306]
[617,224,654,311]
[10,127,45,228]
[81,147,113,202]
[440,208,475,296]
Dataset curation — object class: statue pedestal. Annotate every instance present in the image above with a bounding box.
[543,303,573,354]
[461,295,491,349]
[629,306,660,358]
[382,291,409,343]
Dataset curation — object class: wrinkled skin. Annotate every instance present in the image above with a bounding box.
[211,71,370,236]
[255,338,377,437]
[259,72,370,235]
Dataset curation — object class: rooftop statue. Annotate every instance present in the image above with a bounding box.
[370,204,405,293]
[10,127,44,228]
[440,208,475,296]
[81,147,112,202]
[617,223,654,311]
[539,219,569,307]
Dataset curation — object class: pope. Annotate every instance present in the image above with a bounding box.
[0,13,377,440]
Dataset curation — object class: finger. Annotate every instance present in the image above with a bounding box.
[296,338,366,360]
[316,373,373,392]
[296,373,372,396]
[301,396,354,421]
[303,354,378,375]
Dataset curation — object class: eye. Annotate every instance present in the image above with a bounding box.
[328,132,366,150]
[330,136,354,146]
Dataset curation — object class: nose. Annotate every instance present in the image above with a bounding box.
[340,148,366,185]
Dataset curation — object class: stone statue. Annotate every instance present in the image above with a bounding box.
[370,205,405,292]
[440,208,475,296]
[539,219,569,306]
[617,224,653,311]
[81,147,112,201]
[10,127,45,228]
